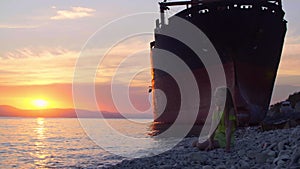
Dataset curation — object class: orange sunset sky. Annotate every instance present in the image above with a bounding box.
[0,1,300,112]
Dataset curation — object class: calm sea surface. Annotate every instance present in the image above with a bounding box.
[0,118,174,168]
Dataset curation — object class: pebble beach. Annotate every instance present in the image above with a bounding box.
[108,126,300,169]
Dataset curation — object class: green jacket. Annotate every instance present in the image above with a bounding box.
[214,110,236,148]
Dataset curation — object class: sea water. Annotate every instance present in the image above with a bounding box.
[0,118,153,168]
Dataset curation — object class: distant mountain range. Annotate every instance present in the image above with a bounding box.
[0,105,152,119]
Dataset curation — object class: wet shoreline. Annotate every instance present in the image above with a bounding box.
[108,126,300,169]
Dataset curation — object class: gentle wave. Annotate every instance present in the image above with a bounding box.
[0,118,128,168]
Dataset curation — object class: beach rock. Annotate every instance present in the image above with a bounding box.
[278,150,291,157]
[172,163,181,169]
[255,153,269,164]
[189,152,208,164]
[290,149,300,167]
[278,141,286,151]
[238,160,250,169]
[290,128,300,142]
[289,164,300,169]
[273,166,282,169]
[246,150,257,159]
[267,150,276,158]
[266,157,275,164]
[215,164,226,169]
[202,165,213,169]
[238,149,246,157]
[225,159,234,167]
[268,143,277,151]
[273,154,290,166]
[229,166,237,169]
[110,126,300,169]
[290,152,300,168]
[280,154,290,161]
[275,159,286,166]
[158,164,173,169]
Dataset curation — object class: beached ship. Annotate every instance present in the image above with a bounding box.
[150,0,287,131]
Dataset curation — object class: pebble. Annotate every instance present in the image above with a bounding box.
[246,150,257,159]
[278,150,291,157]
[158,164,173,169]
[278,141,285,151]
[255,152,269,164]
[190,152,208,164]
[238,160,250,169]
[108,126,300,169]
[215,164,226,169]
[202,165,213,169]
[238,149,246,157]
[267,150,276,157]
[291,148,300,164]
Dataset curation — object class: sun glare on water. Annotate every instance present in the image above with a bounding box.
[32,99,49,109]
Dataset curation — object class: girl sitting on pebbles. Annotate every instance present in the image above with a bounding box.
[193,87,237,152]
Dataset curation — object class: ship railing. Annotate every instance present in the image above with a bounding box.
[158,0,283,27]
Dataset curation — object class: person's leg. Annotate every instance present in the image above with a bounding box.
[192,140,198,147]
[196,140,209,150]
[212,140,220,149]
[192,139,220,150]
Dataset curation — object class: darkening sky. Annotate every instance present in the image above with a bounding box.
[0,0,299,111]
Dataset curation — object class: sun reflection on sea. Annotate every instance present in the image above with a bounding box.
[36,118,45,138]
[32,118,49,167]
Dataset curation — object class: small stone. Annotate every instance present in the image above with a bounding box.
[279,150,291,157]
[172,163,179,168]
[290,148,300,165]
[247,150,257,159]
[225,160,231,166]
[289,164,300,169]
[159,164,173,169]
[189,152,208,164]
[268,143,277,151]
[280,154,290,160]
[278,141,285,151]
[202,165,213,169]
[267,150,276,158]
[266,157,275,163]
[273,157,279,164]
[215,164,227,169]
[229,166,237,169]
[273,156,289,166]
[291,127,300,138]
[238,160,250,169]
[255,153,269,164]
[277,159,286,166]
[238,149,246,157]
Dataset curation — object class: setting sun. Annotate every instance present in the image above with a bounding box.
[32,99,49,109]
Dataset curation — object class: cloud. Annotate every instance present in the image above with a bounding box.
[0,35,153,86]
[278,43,300,76]
[275,75,300,86]
[51,6,96,20]
[0,24,41,29]
[0,48,79,85]
[286,36,300,44]
[92,36,153,86]
[2,47,75,59]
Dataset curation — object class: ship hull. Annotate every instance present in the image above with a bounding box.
[151,0,287,130]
